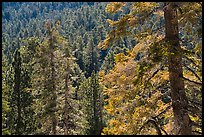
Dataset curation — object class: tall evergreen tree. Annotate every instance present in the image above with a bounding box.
[6,48,36,135]
[80,71,103,135]
[84,34,100,77]
[31,22,60,134]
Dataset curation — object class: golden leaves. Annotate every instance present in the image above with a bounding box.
[107,19,118,26]
[178,2,202,25]
[114,53,126,63]
[105,2,126,14]
[100,2,187,135]
[189,114,199,122]
[118,75,126,85]
[98,37,111,50]
[151,70,169,83]
[183,71,200,85]
[132,2,158,14]
[130,42,146,58]
[153,10,164,18]
[127,16,138,26]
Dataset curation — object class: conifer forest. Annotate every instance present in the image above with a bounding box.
[2,2,202,135]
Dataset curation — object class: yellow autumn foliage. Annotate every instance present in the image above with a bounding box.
[99,2,202,135]
[132,2,158,14]
[105,2,126,14]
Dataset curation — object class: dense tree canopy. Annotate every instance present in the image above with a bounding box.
[2,2,202,135]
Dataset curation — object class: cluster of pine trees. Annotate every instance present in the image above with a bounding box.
[2,2,202,135]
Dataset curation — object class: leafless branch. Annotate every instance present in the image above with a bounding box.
[183,55,201,69]
[181,76,202,86]
[152,105,172,119]
[161,127,168,135]
[187,106,202,120]
[191,121,202,128]
[183,63,202,82]
[149,65,164,81]
[139,119,162,135]
[192,130,202,135]
[188,99,202,107]
[144,64,164,89]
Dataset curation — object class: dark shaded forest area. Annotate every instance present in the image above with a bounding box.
[2,2,202,135]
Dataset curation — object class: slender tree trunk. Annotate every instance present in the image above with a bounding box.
[14,51,22,135]
[99,87,103,135]
[93,82,98,135]
[64,69,71,135]
[92,72,101,135]
[164,2,192,135]
[50,36,57,135]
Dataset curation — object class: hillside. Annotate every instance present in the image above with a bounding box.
[2,2,202,135]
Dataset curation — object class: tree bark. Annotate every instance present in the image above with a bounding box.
[50,33,57,135]
[92,72,98,135]
[14,50,22,135]
[64,69,71,135]
[51,52,57,135]
[99,87,103,134]
[164,2,192,135]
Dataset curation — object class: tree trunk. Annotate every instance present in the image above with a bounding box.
[14,50,22,135]
[164,2,192,135]
[99,87,103,135]
[64,69,71,135]
[92,73,97,135]
[50,35,57,135]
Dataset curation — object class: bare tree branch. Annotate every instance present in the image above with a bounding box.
[192,130,202,135]
[148,65,164,81]
[161,127,168,135]
[187,106,202,120]
[191,121,202,128]
[188,99,202,107]
[144,64,164,89]
[181,76,202,86]
[152,105,172,119]
[183,63,202,82]
[139,119,162,135]
[183,55,200,69]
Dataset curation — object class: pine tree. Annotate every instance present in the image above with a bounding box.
[31,21,86,135]
[31,22,60,135]
[6,48,36,135]
[81,71,103,135]
[84,34,100,78]
[11,50,22,135]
